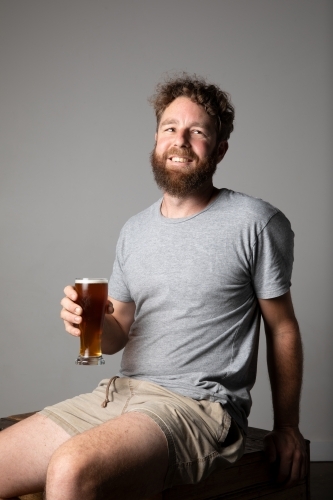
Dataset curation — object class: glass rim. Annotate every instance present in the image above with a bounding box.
[75,278,108,283]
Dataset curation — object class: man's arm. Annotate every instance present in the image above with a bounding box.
[101,297,135,354]
[61,286,135,354]
[258,291,308,486]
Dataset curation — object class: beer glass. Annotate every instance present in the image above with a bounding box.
[74,278,108,365]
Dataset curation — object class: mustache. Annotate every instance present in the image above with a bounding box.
[162,147,199,162]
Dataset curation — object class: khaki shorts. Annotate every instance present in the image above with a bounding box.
[40,377,245,489]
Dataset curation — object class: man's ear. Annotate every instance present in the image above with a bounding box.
[155,132,157,142]
[216,141,229,163]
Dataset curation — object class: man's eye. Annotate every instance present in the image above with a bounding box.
[192,130,203,135]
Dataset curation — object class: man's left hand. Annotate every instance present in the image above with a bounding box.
[264,426,308,487]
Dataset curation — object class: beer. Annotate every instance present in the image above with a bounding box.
[75,278,108,365]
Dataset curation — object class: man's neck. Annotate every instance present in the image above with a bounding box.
[160,182,220,219]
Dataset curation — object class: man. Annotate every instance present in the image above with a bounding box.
[0,74,307,500]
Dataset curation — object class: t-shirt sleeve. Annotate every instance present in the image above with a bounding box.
[251,211,294,299]
[108,231,133,302]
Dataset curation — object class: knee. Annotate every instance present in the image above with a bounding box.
[46,443,97,499]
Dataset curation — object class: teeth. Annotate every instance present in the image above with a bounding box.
[171,157,190,162]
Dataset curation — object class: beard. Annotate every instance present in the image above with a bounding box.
[150,146,218,197]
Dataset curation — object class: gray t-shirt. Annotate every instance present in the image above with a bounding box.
[108,188,294,432]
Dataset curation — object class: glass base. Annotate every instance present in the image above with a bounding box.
[75,355,105,365]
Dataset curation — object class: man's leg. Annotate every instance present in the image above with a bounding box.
[0,413,71,498]
[0,411,168,500]
[45,412,169,500]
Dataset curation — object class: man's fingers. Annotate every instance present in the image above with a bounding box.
[106,300,114,315]
[60,306,82,324]
[63,319,81,337]
[60,285,83,337]
[284,450,303,486]
[264,434,277,463]
[60,296,82,315]
[64,285,78,301]
[286,444,308,486]
[302,448,309,478]
[277,453,293,484]
[264,428,308,487]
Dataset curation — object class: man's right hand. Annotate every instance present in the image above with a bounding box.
[60,286,115,337]
[60,285,114,337]
[60,285,83,337]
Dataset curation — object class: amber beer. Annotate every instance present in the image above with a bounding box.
[75,278,108,365]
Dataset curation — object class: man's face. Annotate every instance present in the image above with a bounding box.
[150,97,227,197]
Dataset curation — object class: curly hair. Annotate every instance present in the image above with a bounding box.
[149,73,235,141]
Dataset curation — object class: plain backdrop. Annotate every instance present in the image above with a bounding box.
[0,0,332,460]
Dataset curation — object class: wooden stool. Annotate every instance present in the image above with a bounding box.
[1,413,310,499]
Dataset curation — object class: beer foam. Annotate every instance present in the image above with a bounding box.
[75,278,108,283]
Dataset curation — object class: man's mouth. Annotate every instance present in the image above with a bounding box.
[168,156,193,163]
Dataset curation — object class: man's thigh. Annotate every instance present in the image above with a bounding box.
[46,412,169,500]
[39,377,244,490]
[0,413,71,498]
[0,411,168,500]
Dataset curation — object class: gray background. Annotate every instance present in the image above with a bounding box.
[0,0,332,460]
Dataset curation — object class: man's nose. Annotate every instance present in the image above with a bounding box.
[174,129,190,147]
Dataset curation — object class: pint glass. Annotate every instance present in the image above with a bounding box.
[74,278,108,365]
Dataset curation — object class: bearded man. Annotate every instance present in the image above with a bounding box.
[0,74,307,500]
